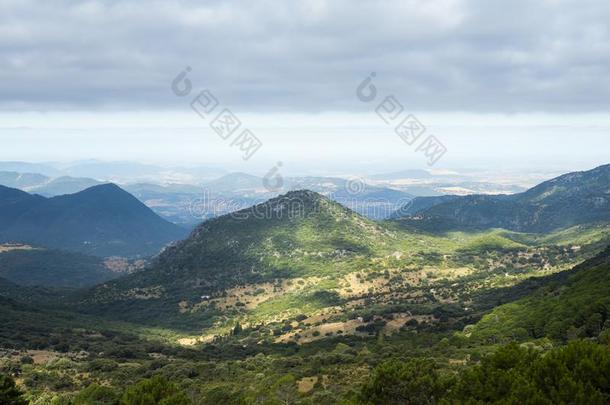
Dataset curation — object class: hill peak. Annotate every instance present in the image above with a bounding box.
[280,189,323,199]
[206,189,339,225]
[264,189,326,207]
[78,183,124,194]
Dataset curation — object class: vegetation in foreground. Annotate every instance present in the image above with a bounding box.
[2,340,608,404]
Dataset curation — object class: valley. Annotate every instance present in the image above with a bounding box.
[0,165,609,404]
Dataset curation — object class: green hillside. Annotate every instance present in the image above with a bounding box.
[394,164,610,233]
[77,189,610,343]
[463,247,610,343]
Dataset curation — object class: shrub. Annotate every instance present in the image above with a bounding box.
[120,375,190,405]
[0,374,27,405]
[74,383,119,405]
[359,358,449,405]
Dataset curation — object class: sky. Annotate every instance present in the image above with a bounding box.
[1,0,609,174]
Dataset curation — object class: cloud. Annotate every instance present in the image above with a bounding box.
[1,0,609,112]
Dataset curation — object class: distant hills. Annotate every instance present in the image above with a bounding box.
[0,162,544,226]
[0,171,49,189]
[0,161,63,177]
[389,195,459,218]
[0,170,103,196]
[0,184,188,257]
[33,176,104,196]
[0,168,415,223]
[393,164,610,232]
[200,173,415,220]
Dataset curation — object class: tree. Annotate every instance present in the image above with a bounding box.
[359,359,449,405]
[201,385,248,404]
[74,383,119,405]
[449,341,610,404]
[0,374,27,405]
[120,375,190,405]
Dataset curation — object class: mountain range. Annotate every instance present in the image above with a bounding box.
[1,164,609,403]
[76,165,610,334]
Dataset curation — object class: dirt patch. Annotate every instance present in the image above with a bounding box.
[276,319,366,344]
[383,314,434,334]
[297,377,318,393]
[177,335,215,346]
[0,349,75,365]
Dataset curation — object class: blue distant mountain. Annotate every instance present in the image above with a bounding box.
[0,184,188,257]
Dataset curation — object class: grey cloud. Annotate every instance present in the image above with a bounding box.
[1,0,609,112]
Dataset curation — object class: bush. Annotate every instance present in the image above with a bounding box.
[359,359,449,405]
[87,359,119,372]
[0,374,27,405]
[359,341,610,404]
[74,383,119,405]
[120,375,190,405]
[450,341,610,404]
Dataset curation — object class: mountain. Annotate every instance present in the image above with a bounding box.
[0,186,47,224]
[61,160,164,180]
[73,186,610,344]
[0,171,49,189]
[393,164,610,232]
[0,245,121,288]
[30,176,103,196]
[0,161,62,177]
[0,184,188,257]
[0,170,106,196]
[151,189,392,284]
[79,190,396,326]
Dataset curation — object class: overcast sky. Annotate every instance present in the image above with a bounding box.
[1,0,609,173]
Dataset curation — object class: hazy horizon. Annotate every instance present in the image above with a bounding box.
[2,111,609,176]
[2,0,610,176]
